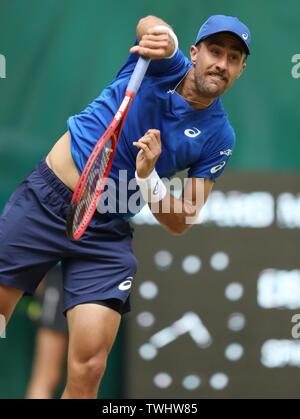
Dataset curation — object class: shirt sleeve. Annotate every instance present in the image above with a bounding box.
[116,39,186,78]
[188,126,236,182]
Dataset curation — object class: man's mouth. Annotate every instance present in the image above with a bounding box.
[207,72,227,83]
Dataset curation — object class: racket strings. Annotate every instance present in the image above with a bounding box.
[72,140,113,231]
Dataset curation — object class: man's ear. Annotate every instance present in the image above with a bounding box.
[237,62,247,78]
[190,45,199,66]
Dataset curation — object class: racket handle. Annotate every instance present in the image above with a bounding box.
[127,56,151,94]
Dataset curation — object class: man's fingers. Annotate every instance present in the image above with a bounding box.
[130,34,169,54]
[134,137,160,153]
[139,39,169,50]
[129,45,139,53]
[141,33,169,42]
[130,29,173,59]
[139,134,161,151]
[145,130,161,146]
[133,134,160,153]
[130,46,167,58]
[132,141,155,159]
[133,129,161,158]
[146,129,161,137]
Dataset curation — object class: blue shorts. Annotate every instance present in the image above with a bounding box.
[0,160,138,315]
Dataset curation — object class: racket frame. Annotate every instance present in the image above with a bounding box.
[66,91,135,240]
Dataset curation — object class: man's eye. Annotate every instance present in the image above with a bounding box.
[229,55,239,61]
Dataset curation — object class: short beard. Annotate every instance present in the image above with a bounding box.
[194,73,227,98]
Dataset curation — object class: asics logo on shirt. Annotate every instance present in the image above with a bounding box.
[210,161,226,174]
[184,127,201,138]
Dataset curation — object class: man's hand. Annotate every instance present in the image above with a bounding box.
[130,26,176,59]
[133,129,162,178]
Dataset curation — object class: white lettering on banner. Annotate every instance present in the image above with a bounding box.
[261,340,300,368]
[0,54,6,79]
[291,315,300,339]
[291,54,300,79]
[257,269,300,309]
[200,191,274,227]
[277,193,300,228]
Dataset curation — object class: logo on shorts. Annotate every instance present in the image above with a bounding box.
[210,161,226,174]
[118,278,133,291]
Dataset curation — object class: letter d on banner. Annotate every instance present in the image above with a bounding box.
[0,315,6,338]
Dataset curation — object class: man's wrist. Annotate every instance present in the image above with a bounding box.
[135,168,167,203]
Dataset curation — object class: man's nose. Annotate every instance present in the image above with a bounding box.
[215,55,228,72]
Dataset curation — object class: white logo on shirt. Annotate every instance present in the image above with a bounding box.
[210,161,226,174]
[184,127,201,138]
[220,149,233,157]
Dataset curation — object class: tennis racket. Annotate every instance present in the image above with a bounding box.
[66,56,151,240]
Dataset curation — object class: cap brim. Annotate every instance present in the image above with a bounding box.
[196,30,250,55]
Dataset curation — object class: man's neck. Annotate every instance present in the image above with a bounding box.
[177,68,216,110]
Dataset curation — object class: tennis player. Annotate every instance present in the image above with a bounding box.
[0,15,250,398]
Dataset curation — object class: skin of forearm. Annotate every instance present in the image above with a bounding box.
[150,193,199,235]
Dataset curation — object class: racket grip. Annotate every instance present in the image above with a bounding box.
[127,56,151,94]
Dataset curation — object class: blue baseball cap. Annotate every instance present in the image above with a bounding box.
[195,15,251,55]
